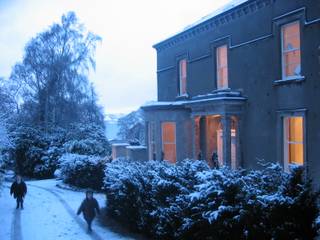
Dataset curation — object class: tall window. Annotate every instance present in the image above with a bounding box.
[281,21,301,79]
[148,122,156,160]
[216,45,228,89]
[283,116,304,171]
[161,122,176,163]
[179,59,187,95]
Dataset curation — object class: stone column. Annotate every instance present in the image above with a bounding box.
[145,121,150,159]
[191,117,196,159]
[221,115,231,167]
[235,116,242,169]
[200,116,206,160]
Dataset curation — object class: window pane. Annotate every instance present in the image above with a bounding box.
[282,22,301,78]
[222,68,228,87]
[289,143,303,165]
[179,59,187,95]
[180,59,187,78]
[283,22,300,40]
[216,45,228,89]
[288,117,303,142]
[284,35,300,51]
[163,143,176,163]
[162,122,175,143]
[162,122,176,163]
[181,76,187,94]
[217,46,228,67]
[284,63,301,77]
[284,116,304,168]
[284,50,301,65]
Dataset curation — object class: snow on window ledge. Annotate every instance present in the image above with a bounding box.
[176,93,190,100]
[273,75,305,85]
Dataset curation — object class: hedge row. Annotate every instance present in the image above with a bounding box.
[104,159,320,240]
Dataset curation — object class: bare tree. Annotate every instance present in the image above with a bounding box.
[10,12,103,129]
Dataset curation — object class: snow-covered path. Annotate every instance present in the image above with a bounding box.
[0,179,138,240]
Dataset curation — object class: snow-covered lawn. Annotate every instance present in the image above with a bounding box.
[0,179,139,240]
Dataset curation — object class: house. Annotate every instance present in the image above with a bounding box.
[142,0,320,180]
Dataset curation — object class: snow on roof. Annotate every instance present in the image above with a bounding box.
[126,146,147,150]
[142,93,247,109]
[183,0,249,32]
[112,143,129,147]
[154,0,249,46]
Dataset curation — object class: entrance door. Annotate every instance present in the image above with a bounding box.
[217,129,236,168]
[161,122,176,163]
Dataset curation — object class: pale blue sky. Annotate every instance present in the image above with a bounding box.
[0,0,231,114]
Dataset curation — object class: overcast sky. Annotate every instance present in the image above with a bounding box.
[0,0,231,114]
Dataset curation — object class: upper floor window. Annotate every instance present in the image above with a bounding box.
[216,45,228,89]
[179,59,187,95]
[281,21,301,79]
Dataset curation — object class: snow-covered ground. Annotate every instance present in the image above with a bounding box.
[0,179,140,240]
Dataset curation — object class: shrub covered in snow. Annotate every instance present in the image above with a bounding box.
[6,123,110,179]
[104,160,320,240]
[59,153,106,190]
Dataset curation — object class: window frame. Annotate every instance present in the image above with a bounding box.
[278,110,307,173]
[281,21,301,80]
[216,44,229,89]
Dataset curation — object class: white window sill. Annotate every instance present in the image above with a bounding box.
[273,76,305,85]
[176,94,189,100]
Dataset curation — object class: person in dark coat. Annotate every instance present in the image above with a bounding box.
[77,191,100,233]
[10,175,27,209]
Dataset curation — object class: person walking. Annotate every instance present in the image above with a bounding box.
[10,175,27,209]
[77,190,100,233]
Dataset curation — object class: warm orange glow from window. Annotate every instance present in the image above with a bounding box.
[179,59,187,95]
[282,22,301,78]
[284,117,304,167]
[216,45,228,89]
[162,122,176,163]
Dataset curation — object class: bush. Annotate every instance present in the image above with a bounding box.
[6,123,110,179]
[104,160,320,240]
[59,153,106,190]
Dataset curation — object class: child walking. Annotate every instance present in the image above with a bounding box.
[77,191,100,233]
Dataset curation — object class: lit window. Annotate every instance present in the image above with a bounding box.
[179,59,187,95]
[161,122,176,163]
[216,45,228,89]
[283,116,304,171]
[148,122,156,160]
[281,22,301,79]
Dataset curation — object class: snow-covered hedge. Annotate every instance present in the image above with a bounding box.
[6,123,110,179]
[59,154,106,190]
[104,160,320,240]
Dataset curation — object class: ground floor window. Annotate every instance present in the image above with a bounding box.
[161,122,176,163]
[283,116,304,171]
